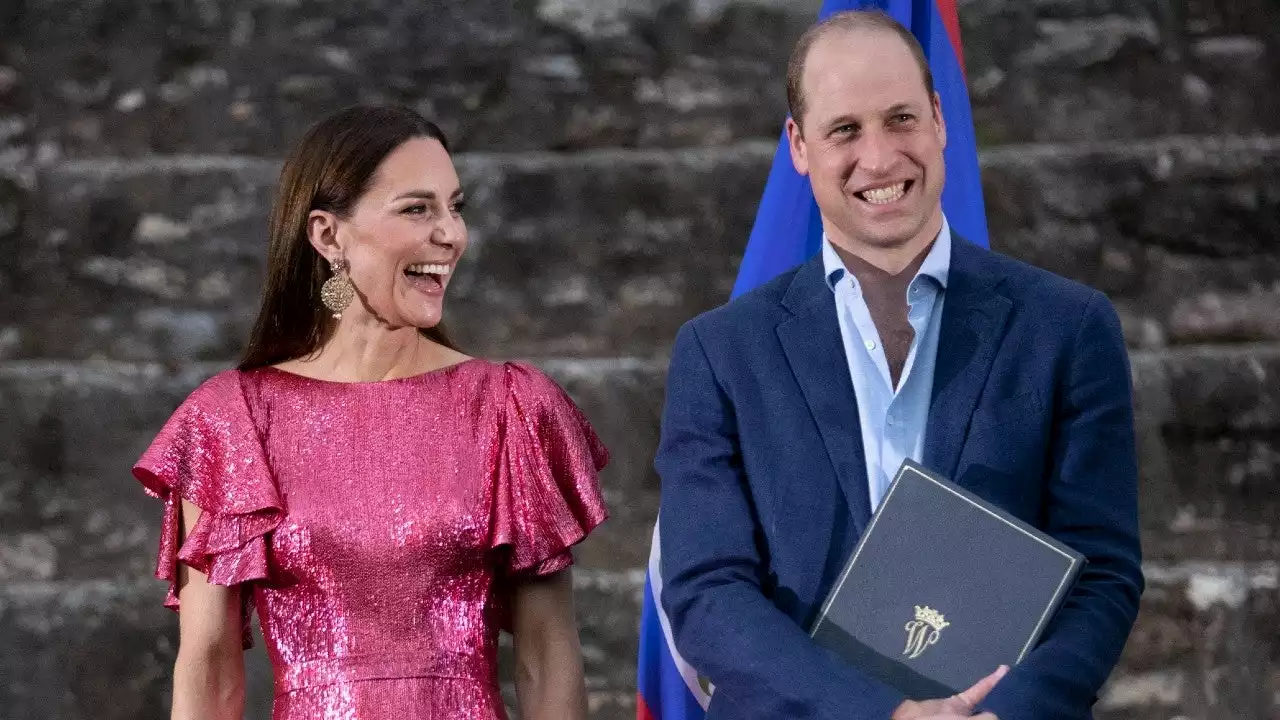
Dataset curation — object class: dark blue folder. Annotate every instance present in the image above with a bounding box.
[809,460,1084,699]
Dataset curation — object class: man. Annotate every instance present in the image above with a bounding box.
[655,10,1143,720]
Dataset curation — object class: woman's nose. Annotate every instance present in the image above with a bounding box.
[430,216,464,247]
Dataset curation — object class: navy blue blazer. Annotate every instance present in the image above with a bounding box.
[656,237,1143,719]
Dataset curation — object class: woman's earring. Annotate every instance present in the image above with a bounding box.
[320,258,355,319]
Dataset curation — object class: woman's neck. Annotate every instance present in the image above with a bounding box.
[281,321,465,382]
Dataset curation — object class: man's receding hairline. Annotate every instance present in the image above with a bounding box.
[786,11,935,128]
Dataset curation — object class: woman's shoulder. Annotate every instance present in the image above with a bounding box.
[167,367,249,417]
[495,359,560,392]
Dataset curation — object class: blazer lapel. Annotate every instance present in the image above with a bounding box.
[924,237,1013,479]
[775,256,874,537]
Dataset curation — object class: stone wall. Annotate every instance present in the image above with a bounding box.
[1,0,1277,718]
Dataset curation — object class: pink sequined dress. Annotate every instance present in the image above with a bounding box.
[132,359,609,719]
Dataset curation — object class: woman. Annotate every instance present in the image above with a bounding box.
[132,105,608,719]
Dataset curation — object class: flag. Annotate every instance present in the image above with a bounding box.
[635,1,989,718]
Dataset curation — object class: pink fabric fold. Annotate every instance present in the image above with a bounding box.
[490,362,610,577]
[132,370,282,648]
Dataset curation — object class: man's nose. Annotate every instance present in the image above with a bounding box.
[857,129,897,174]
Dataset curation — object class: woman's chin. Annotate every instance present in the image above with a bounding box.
[403,306,444,330]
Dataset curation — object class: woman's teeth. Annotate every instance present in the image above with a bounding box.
[859,182,907,205]
[406,263,450,275]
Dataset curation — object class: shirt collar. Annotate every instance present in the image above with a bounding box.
[822,215,952,291]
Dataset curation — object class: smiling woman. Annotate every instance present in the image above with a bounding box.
[131,105,609,720]
[240,106,462,369]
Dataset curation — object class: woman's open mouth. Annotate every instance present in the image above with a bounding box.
[404,262,450,294]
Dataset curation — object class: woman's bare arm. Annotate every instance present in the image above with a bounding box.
[510,568,588,720]
[169,499,245,720]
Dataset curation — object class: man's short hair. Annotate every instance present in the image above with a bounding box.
[786,10,936,128]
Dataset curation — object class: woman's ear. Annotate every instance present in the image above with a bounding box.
[307,209,343,262]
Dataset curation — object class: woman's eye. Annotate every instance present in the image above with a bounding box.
[451,200,467,216]
[403,204,427,215]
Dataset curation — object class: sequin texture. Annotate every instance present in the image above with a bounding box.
[133,359,609,719]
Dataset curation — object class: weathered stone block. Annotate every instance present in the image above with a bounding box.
[960,0,1280,144]
[0,580,272,720]
[8,0,1279,157]
[13,147,770,360]
[983,136,1280,344]
[1129,347,1280,563]
[0,363,214,581]
[0,358,662,581]
[2,0,817,157]
[1099,561,1280,719]
[1169,290,1280,344]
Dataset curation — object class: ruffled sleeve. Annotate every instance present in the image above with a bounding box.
[132,370,282,648]
[491,362,609,578]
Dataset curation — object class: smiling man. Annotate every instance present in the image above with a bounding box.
[655,10,1144,720]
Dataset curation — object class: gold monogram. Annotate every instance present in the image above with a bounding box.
[903,605,949,659]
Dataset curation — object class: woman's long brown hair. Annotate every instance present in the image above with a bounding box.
[239,106,456,370]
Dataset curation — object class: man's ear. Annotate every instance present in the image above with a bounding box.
[786,116,810,176]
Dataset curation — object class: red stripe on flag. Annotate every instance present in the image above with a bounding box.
[636,695,658,720]
[934,0,967,77]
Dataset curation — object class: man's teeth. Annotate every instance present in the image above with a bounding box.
[406,263,450,275]
[860,182,907,205]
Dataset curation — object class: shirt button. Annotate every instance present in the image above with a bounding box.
[864,339,876,351]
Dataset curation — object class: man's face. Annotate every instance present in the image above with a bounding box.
[787,28,947,255]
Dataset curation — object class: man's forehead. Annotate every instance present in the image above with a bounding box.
[805,25,914,70]
[802,28,929,112]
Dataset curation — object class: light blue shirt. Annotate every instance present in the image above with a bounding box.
[821,218,952,511]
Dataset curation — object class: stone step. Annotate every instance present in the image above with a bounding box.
[960,0,1280,144]
[2,346,1278,585]
[2,0,1276,158]
[0,570,643,720]
[1099,561,1280,719]
[0,0,821,158]
[4,135,1279,362]
[0,357,664,585]
[4,146,769,360]
[4,563,1273,719]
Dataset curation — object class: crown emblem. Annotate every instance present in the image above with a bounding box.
[914,605,950,632]
[903,605,950,659]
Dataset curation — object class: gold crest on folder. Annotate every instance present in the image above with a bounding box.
[903,605,950,659]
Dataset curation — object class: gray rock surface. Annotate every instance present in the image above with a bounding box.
[3,0,1278,718]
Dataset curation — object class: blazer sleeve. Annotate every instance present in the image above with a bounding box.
[655,321,905,720]
[978,291,1145,719]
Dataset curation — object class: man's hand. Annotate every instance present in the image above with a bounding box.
[890,665,1008,720]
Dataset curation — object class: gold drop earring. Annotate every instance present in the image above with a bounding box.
[320,258,355,319]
